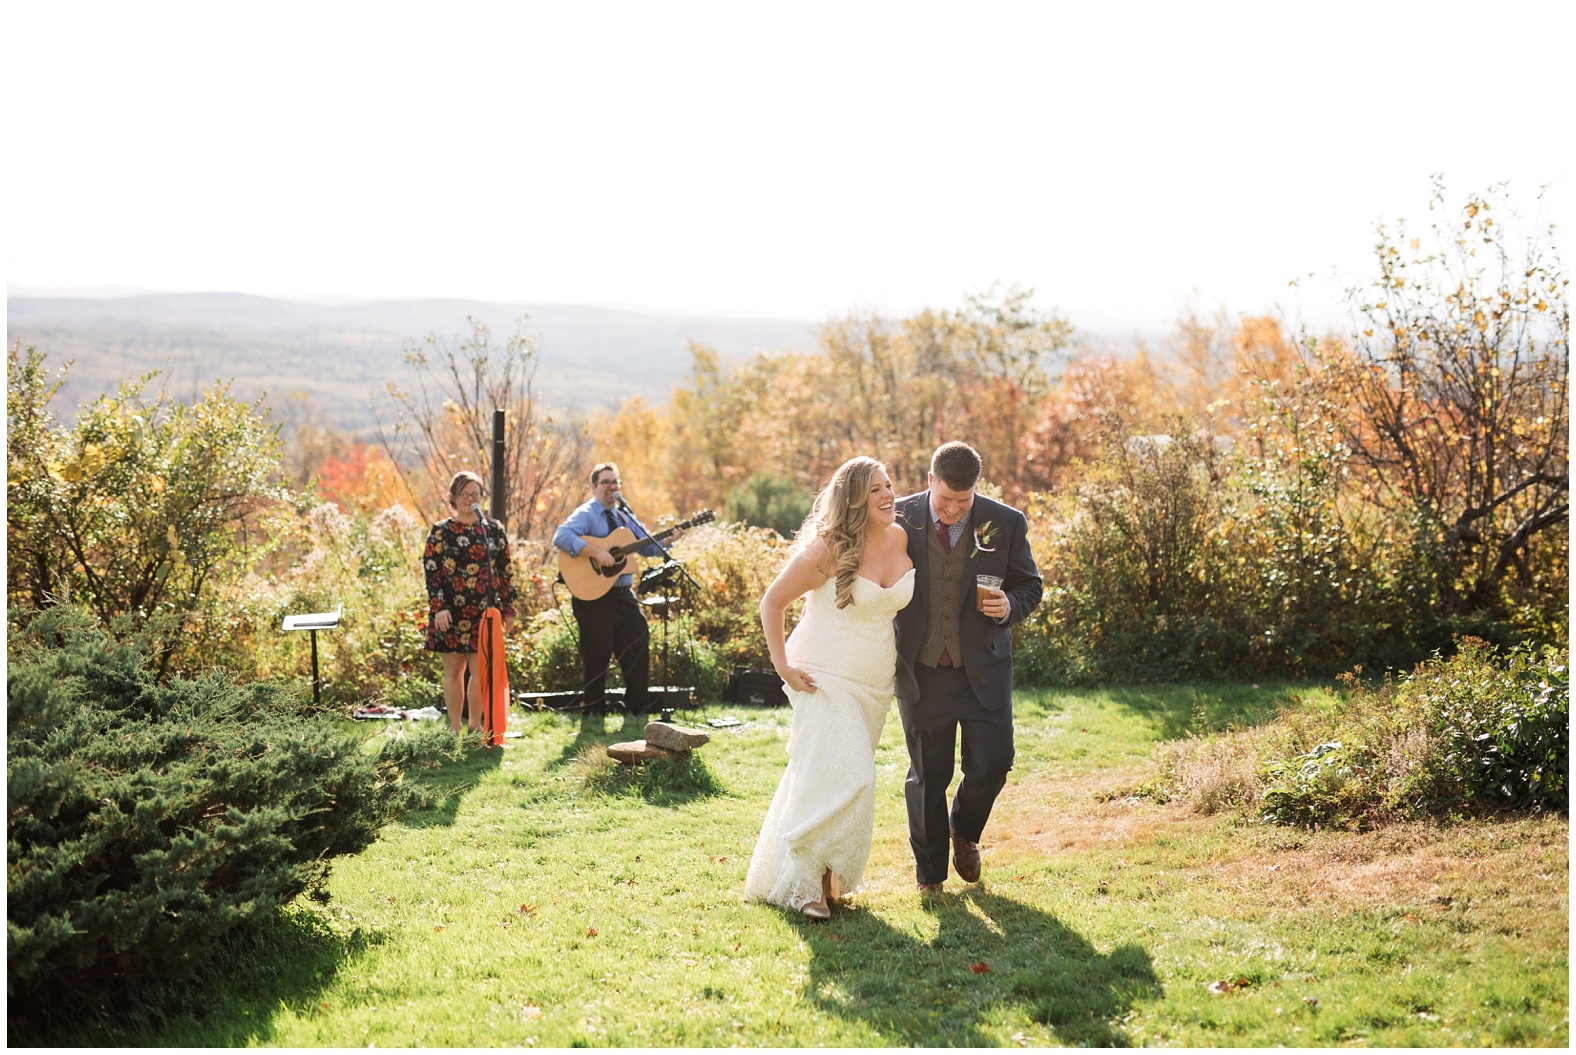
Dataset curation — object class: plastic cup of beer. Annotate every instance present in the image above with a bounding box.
[976,574,1004,612]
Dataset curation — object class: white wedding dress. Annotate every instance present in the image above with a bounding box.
[744,568,916,911]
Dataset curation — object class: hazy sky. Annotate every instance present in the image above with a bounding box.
[8,1,1572,330]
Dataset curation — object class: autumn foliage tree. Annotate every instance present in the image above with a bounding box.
[1313,181,1569,629]
[7,344,290,670]
[662,286,1071,507]
[1021,345,1171,491]
[587,395,682,519]
[379,317,590,548]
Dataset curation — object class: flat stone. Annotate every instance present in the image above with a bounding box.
[644,721,711,751]
[606,739,676,765]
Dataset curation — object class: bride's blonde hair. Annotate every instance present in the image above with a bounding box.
[798,456,883,610]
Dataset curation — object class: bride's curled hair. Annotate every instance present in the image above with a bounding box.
[798,455,883,609]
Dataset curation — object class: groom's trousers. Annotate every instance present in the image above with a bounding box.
[901,663,1015,884]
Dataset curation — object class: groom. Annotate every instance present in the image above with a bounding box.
[895,441,1042,891]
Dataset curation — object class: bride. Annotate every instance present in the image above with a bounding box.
[744,456,915,920]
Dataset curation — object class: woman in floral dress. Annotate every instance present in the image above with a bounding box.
[423,471,515,732]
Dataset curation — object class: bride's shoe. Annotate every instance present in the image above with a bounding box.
[801,867,835,919]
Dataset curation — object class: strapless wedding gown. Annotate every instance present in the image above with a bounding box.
[744,568,916,911]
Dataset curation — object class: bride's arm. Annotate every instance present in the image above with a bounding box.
[759,540,833,693]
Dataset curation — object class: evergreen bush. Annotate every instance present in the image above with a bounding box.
[724,471,812,540]
[6,607,463,1014]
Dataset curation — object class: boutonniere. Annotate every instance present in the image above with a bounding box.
[971,520,999,557]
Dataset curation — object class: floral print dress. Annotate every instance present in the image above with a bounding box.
[423,518,515,653]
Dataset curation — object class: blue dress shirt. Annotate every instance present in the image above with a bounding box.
[553,498,666,589]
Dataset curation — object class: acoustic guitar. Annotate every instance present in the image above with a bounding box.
[558,509,714,601]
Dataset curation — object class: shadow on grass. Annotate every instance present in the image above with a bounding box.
[1026,680,1315,740]
[521,713,728,806]
[398,739,504,829]
[545,710,659,769]
[583,751,728,807]
[795,888,1160,1046]
[8,904,383,1047]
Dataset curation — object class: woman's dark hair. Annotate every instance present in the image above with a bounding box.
[448,470,485,506]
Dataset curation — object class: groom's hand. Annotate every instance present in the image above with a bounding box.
[980,589,1009,622]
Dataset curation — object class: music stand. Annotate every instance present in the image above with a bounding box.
[281,607,341,707]
[639,562,683,708]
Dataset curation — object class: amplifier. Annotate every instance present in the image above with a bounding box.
[722,668,788,707]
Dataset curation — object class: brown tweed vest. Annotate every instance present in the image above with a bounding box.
[918,520,968,668]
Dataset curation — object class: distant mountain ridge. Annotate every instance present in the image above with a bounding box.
[7,292,821,435]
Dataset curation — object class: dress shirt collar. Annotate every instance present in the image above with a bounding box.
[928,495,969,542]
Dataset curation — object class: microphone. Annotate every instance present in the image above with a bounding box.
[615,493,635,516]
[472,503,487,525]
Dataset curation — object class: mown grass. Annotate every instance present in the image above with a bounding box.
[38,683,1568,1047]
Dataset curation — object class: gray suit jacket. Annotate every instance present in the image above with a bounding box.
[893,492,1043,712]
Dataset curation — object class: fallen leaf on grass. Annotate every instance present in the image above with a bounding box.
[586,926,599,937]
[433,925,445,932]
[518,903,538,915]
[1011,1031,1028,1047]
[826,933,845,943]
[1207,977,1251,994]
[520,1004,544,1021]
[971,961,991,974]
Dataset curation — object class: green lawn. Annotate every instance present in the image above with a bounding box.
[50,684,1569,1046]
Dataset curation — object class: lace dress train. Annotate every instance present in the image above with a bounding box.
[744,569,915,910]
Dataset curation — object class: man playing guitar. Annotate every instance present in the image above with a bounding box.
[551,462,683,710]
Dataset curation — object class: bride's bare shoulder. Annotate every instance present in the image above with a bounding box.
[880,523,914,567]
[800,536,837,577]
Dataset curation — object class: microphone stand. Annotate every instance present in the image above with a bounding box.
[616,495,701,714]
[472,504,503,610]
[616,495,700,592]
[473,504,504,738]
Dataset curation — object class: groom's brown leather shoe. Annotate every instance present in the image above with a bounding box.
[951,829,981,883]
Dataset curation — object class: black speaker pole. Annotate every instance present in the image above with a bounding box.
[490,409,506,525]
